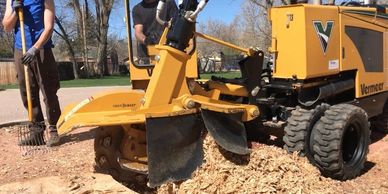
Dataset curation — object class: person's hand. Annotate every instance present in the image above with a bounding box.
[143,34,158,45]
[12,0,23,10]
[143,36,150,45]
[22,47,39,65]
[144,36,156,45]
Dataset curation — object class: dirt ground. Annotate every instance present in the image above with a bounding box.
[0,126,137,194]
[0,126,387,194]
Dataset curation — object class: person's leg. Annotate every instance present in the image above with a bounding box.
[15,49,46,146]
[36,48,61,146]
[14,49,45,123]
[36,49,61,126]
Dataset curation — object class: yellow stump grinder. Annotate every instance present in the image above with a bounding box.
[57,0,388,187]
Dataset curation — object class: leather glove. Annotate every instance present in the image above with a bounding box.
[12,0,23,10]
[21,47,39,65]
[144,34,159,45]
[143,36,151,45]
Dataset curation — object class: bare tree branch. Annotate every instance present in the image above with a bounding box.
[55,16,79,79]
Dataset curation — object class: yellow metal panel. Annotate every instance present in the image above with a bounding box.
[207,81,248,97]
[339,12,386,98]
[305,6,340,78]
[191,81,221,99]
[141,46,190,108]
[129,47,199,81]
[57,90,146,135]
[271,5,341,79]
[195,32,254,56]
[271,5,307,79]
[340,7,388,29]
[129,42,198,82]
[185,95,259,122]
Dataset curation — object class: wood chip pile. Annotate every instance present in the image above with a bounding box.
[159,137,341,193]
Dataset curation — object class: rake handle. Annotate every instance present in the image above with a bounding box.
[17,7,33,122]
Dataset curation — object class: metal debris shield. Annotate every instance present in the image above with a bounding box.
[201,109,250,155]
[146,113,205,188]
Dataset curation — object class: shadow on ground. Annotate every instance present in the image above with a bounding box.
[60,127,98,144]
[94,166,156,193]
[371,131,387,144]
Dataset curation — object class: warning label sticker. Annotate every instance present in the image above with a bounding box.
[329,60,339,70]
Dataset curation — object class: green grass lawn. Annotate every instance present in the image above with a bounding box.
[0,83,18,89]
[60,75,131,88]
[0,71,241,90]
[0,75,131,89]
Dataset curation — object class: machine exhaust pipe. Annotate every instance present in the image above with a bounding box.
[289,0,309,4]
[289,0,322,5]
[156,0,168,26]
[298,79,354,107]
[312,0,321,5]
[365,0,376,4]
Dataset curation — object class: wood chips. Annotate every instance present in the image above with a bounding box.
[159,137,342,194]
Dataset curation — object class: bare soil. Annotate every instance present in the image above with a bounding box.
[0,126,387,193]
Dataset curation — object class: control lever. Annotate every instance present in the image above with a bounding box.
[156,0,209,25]
[185,0,209,22]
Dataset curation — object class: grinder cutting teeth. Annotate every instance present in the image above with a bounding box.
[56,0,261,187]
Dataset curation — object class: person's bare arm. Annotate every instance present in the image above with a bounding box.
[33,0,55,49]
[2,0,18,32]
[134,24,147,44]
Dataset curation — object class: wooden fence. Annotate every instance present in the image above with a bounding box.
[0,59,17,85]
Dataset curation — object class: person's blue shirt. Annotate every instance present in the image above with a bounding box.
[14,0,53,50]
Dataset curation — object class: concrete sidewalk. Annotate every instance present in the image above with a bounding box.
[0,86,131,126]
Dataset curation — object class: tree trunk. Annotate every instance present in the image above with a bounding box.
[70,0,83,37]
[55,17,79,79]
[96,28,108,76]
[94,0,114,76]
[110,48,119,74]
[84,0,89,17]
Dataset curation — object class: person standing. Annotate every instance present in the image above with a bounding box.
[132,0,178,63]
[2,0,61,146]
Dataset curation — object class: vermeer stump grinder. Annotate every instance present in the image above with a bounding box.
[57,0,388,187]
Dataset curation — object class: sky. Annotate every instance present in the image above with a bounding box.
[108,0,244,38]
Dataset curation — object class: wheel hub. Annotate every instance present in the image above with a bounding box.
[342,125,361,164]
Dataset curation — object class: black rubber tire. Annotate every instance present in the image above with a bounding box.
[312,104,370,180]
[94,126,131,181]
[283,104,329,163]
[372,101,388,134]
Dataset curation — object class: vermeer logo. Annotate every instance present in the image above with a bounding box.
[361,83,384,95]
[113,103,137,108]
[313,21,334,54]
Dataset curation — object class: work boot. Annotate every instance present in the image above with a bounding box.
[18,122,45,146]
[47,126,61,147]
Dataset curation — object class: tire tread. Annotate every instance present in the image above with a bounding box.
[312,104,370,180]
[283,104,329,160]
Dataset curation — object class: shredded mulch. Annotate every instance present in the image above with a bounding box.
[159,137,343,194]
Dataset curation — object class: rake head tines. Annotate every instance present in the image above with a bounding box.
[17,122,50,156]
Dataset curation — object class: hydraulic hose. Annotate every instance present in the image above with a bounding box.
[156,0,168,26]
